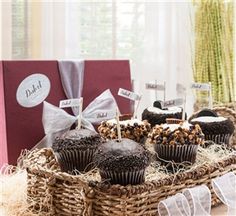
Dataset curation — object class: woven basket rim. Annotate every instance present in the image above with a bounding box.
[26,147,236,196]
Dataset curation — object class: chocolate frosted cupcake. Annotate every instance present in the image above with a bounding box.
[149,120,204,166]
[52,129,103,174]
[190,109,235,145]
[142,101,185,127]
[98,119,151,144]
[93,138,151,185]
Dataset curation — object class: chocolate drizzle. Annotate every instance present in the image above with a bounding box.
[142,108,185,127]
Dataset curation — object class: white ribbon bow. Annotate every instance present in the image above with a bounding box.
[212,172,236,216]
[183,185,211,216]
[158,185,211,216]
[158,193,190,216]
[34,89,117,149]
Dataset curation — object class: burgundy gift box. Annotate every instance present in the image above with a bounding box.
[0,60,132,166]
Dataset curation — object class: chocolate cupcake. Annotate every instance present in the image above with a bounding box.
[149,121,204,166]
[142,102,185,127]
[93,138,151,185]
[190,109,235,145]
[52,129,103,174]
[98,119,151,144]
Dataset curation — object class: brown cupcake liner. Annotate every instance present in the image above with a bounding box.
[204,134,232,145]
[154,144,198,164]
[55,149,96,174]
[99,169,145,186]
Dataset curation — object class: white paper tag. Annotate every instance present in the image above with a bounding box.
[163,98,183,108]
[118,88,141,101]
[93,110,116,121]
[145,83,165,91]
[59,98,82,108]
[16,73,51,108]
[191,83,211,91]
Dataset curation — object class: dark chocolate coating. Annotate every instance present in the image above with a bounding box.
[52,129,103,152]
[93,138,150,172]
[153,100,163,109]
[142,108,186,127]
[190,118,235,136]
[196,109,218,118]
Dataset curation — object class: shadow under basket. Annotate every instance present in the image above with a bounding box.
[24,148,236,216]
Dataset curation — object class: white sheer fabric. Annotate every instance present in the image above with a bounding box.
[1,1,194,115]
[158,193,190,216]
[212,172,236,216]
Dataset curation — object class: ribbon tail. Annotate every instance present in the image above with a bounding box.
[58,60,85,116]
[81,118,96,132]
[43,101,77,134]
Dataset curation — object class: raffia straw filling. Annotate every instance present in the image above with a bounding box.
[0,144,234,215]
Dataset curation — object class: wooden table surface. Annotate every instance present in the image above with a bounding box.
[211,204,227,215]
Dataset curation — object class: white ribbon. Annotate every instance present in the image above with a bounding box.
[34,89,117,149]
[158,193,190,216]
[212,172,236,216]
[183,185,211,216]
[58,60,85,116]
[158,185,211,216]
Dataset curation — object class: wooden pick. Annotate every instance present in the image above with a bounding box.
[116,107,122,141]
[76,97,83,130]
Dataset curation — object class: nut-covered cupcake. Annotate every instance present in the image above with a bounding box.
[190,109,235,145]
[93,138,151,185]
[98,119,151,144]
[149,120,204,165]
[142,101,185,127]
[52,129,104,174]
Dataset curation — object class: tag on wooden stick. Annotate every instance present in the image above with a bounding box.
[191,82,213,109]
[118,88,141,118]
[162,98,184,109]
[182,93,186,121]
[118,88,141,101]
[76,98,83,130]
[191,82,211,91]
[145,81,166,101]
[59,98,82,108]
[133,95,142,119]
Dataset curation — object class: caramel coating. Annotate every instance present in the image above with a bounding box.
[148,123,204,145]
[98,120,151,143]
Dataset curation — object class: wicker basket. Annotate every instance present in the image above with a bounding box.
[214,102,236,111]
[193,101,236,112]
[25,148,236,216]
[189,107,236,146]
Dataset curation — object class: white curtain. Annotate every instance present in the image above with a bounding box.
[1,0,194,116]
[132,1,194,116]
